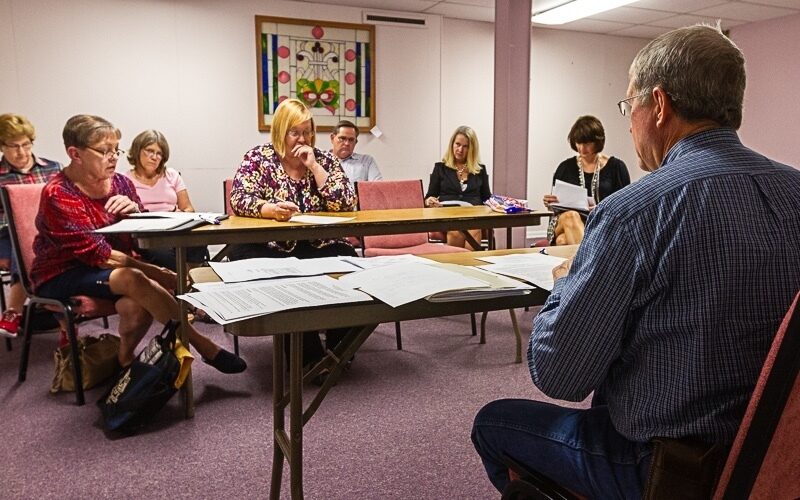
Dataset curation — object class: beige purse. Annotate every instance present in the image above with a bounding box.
[51,334,121,393]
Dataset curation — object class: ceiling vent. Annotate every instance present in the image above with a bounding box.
[363,11,428,28]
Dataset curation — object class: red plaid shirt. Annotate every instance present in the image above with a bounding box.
[30,172,144,291]
[0,155,62,222]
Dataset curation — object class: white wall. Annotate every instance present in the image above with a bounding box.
[1,0,647,222]
[0,0,444,212]
[732,13,800,169]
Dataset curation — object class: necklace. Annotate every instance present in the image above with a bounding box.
[577,155,602,202]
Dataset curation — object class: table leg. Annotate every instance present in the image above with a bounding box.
[176,246,194,418]
[460,229,482,250]
[271,334,286,499]
[290,331,304,499]
[509,308,522,364]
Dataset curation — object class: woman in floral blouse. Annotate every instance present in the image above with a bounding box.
[229,98,357,381]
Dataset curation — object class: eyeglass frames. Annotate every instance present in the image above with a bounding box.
[85,146,125,160]
[2,141,33,151]
[617,92,648,117]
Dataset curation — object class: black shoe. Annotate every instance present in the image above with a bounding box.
[203,349,247,374]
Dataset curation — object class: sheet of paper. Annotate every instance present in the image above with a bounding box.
[289,214,354,224]
[337,262,492,308]
[341,254,432,270]
[477,257,565,292]
[208,256,360,283]
[476,252,566,267]
[128,211,226,221]
[95,217,192,233]
[438,200,472,207]
[551,179,589,210]
[178,275,373,324]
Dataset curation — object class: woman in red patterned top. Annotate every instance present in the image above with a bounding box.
[31,115,246,373]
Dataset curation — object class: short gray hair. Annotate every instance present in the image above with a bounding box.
[630,24,746,129]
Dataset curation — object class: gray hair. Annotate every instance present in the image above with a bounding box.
[630,24,746,129]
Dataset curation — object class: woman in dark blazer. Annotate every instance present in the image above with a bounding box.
[425,126,491,249]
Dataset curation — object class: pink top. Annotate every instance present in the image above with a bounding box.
[123,167,186,212]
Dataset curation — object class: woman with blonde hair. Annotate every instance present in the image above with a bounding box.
[229,98,356,382]
[424,126,491,249]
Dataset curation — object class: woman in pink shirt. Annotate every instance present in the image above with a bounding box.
[123,130,208,270]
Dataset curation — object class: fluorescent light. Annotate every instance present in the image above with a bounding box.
[532,0,639,25]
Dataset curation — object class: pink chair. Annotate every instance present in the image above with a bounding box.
[356,180,474,350]
[712,290,800,499]
[1,184,117,406]
[356,180,471,257]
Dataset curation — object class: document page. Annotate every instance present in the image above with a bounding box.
[476,253,566,291]
[208,257,360,283]
[341,254,431,270]
[337,262,491,308]
[289,214,354,224]
[178,275,372,324]
[95,218,193,233]
[550,180,589,211]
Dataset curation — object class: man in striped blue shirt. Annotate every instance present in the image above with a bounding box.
[473,24,800,499]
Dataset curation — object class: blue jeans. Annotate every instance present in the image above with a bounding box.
[471,399,652,499]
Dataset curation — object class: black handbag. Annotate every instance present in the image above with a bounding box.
[97,321,192,434]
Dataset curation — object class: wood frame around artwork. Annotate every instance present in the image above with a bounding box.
[255,15,376,133]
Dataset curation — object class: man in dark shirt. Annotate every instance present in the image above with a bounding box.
[472,24,800,498]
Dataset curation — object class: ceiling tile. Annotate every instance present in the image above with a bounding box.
[609,24,675,39]
[632,0,730,13]
[693,1,800,21]
[425,2,494,22]
[649,13,746,29]
[590,6,676,23]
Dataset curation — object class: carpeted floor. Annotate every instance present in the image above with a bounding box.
[0,308,589,499]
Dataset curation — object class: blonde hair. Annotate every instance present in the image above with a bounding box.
[0,113,35,144]
[128,129,170,175]
[271,98,316,158]
[442,126,481,175]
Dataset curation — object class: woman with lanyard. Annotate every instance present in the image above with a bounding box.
[542,115,630,245]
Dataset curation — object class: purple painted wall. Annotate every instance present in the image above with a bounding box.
[732,13,800,169]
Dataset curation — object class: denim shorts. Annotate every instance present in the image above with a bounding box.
[36,265,120,301]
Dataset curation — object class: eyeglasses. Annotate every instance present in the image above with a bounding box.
[85,146,125,160]
[617,92,648,117]
[335,136,357,144]
[2,141,33,152]
[142,149,163,158]
[287,129,314,140]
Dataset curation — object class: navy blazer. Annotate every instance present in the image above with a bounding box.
[425,162,491,206]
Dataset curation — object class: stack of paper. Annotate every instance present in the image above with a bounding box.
[95,211,228,233]
[337,261,532,307]
[548,180,594,215]
[209,256,361,283]
[178,275,372,324]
